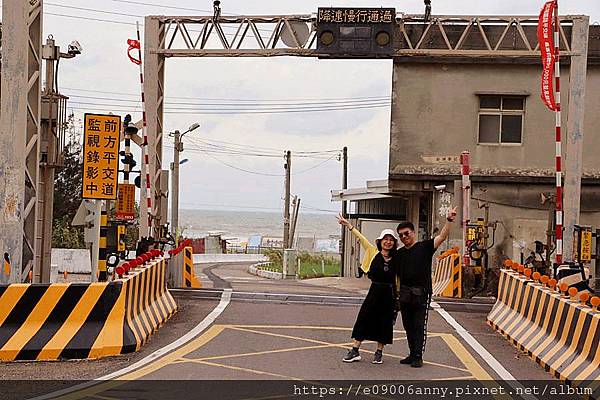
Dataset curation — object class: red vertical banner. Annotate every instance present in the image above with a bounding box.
[538,1,557,111]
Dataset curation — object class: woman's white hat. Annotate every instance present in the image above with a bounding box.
[376,229,399,241]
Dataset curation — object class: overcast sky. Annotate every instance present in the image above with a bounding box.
[39,1,600,215]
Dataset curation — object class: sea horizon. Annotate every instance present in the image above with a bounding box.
[179,208,341,240]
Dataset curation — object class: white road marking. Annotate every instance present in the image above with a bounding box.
[431,301,538,400]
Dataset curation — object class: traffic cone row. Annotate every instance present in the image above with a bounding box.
[503,259,600,310]
[115,249,164,279]
[167,238,192,257]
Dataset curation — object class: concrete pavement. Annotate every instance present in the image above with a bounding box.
[0,261,559,400]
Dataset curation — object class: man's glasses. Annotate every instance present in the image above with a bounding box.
[398,231,412,238]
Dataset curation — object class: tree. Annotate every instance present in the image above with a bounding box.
[52,113,85,248]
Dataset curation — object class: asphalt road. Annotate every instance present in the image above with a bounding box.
[0,261,560,400]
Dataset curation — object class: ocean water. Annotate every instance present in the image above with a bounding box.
[179,209,340,240]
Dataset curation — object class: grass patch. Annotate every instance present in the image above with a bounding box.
[261,249,340,279]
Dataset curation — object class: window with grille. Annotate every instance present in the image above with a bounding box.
[478,95,525,145]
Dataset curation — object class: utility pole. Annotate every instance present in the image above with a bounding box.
[340,147,348,277]
[283,151,292,249]
[36,36,79,283]
[171,130,182,241]
[563,16,589,262]
[38,36,62,283]
[169,123,199,243]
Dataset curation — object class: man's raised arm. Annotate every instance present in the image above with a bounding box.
[433,206,457,249]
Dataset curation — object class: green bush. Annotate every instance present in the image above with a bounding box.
[263,249,283,268]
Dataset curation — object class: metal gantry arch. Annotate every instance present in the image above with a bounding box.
[143,12,586,246]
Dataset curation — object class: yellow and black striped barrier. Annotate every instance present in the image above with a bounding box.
[183,246,201,289]
[120,255,178,353]
[98,208,108,282]
[0,252,177,361]
[432,248,462,298]
[167,242,201,288]
[487,260,600,391]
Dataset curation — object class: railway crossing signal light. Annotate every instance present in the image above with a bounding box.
[120,152,137,169]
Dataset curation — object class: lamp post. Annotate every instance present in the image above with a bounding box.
[170,123,200,243]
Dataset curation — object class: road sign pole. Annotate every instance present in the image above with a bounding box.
[90,200,102,283]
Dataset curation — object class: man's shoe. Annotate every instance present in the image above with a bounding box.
[400,355,414,364]
[343,348,361,363]
[410,358,423,368]
[372,351,383,364]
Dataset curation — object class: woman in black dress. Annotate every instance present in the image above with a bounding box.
[339,224,399,364]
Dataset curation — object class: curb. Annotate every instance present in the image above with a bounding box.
[247,262,283,280]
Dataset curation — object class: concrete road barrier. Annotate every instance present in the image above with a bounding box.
[432,248,462,298]
[487,260,600,388]
[0,254,177,361]
[167,244,202,288]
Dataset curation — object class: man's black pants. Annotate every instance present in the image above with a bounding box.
[400,295,430,359]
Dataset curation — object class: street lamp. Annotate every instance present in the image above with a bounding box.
[170,123,200,242]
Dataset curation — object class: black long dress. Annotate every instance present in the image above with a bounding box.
[351,253,398,344]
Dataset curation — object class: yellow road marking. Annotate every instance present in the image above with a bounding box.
[89,395,120,400]
[183,359,301,380]
[229,324,406,332]
[186,328,469,374]
[440,334,493,380]
[423,359,470,373]
[60,324,491,399]
[440,335,511,400]
[185,337,405,362]
[59,325,225,400]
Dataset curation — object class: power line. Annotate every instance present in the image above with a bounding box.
[180,143,339,161]
[46,12,138,26]
[184,137,340,158]
[68,103,389,115]
[62,87,391,103]
[192,148,284,177]
[300,204,339,213]
[46,3,273,35]
[170,146,338,177]
[47,2,144,19]
[65,93,391,107]
[293,153,338,174]
[110,0,215,14]
[68,99,389,109]
[183,148,335,159]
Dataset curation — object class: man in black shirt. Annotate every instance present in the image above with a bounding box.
[396,206,457,367]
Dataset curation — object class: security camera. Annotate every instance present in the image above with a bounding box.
[67,40,82,55]
[434,184,446,191]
